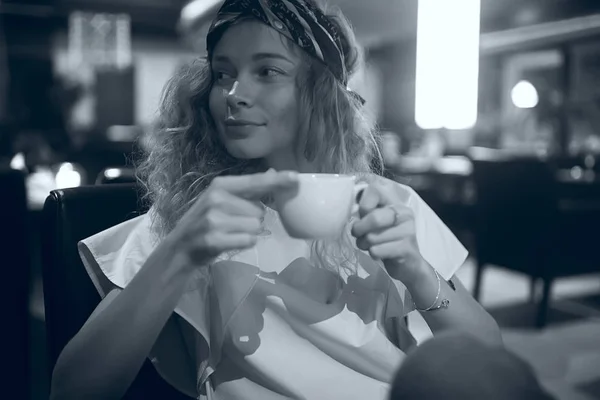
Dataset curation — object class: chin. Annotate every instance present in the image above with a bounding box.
[223,140,271,160]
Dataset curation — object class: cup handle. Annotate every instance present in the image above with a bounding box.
[351,182,369,215]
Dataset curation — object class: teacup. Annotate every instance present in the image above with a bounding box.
[274,173,368,239]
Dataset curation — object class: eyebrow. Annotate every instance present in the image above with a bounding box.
[212,52,295,64]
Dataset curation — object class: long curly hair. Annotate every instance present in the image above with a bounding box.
[136,2,383,277]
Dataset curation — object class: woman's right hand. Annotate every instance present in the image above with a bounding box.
[168,169,299,269]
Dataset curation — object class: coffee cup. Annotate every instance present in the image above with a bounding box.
[274,173,368,239]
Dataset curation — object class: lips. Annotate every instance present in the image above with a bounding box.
[224,118,263,127]
[223,118,263,139]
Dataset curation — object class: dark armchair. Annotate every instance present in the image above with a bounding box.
[470,153,600,327]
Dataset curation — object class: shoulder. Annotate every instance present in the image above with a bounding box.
[81,212,156,254]
[78,212,158,294]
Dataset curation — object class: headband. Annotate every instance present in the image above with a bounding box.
[206,0,365,104]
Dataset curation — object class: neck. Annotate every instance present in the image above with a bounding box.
[263,148,317,173]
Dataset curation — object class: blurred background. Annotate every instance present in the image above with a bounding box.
[1,0,600,399]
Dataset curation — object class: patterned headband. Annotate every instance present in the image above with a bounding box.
[207,0,365,104]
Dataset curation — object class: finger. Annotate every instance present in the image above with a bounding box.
[206,190,265,217]
[357,185,382,218]
[355,235,370,252]
[204,211,264,234]
[352,206,412,238]
[367,239,410,261]
[204,232,258,254]
[221,233,258,251]
[213,170,299,199]
[355,223,413,250]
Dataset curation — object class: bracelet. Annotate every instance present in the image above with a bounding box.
[414,269,450,312]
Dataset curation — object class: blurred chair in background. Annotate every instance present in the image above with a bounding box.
[0,168,31,396]
[41,184,187,399]
[470,150,600,327]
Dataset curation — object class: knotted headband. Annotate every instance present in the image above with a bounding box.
[206,0,365,104]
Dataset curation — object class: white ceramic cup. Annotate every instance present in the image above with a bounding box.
[274,173,368,239]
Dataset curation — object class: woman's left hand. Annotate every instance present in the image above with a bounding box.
[351,181,504,345]
[350,180,428,284]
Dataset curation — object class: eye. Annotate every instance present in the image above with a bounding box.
[258,67,284,78]
[214,71,234,83]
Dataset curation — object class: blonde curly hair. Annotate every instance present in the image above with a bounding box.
[136,3,382,277]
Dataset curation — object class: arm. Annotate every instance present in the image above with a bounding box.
[405,263,502,346]
[352,179,502,348]
[50,170,299,400]
[50,235,195,400]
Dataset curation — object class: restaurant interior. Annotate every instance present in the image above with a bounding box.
[1,0,600,399]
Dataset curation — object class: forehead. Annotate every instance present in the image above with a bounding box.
[211,20,301,62]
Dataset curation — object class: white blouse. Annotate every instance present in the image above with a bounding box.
[78,178,468,399]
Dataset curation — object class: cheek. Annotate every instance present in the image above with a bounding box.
[208,89,226,123]
[266,92,300,142]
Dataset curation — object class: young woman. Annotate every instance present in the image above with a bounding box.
[50,1,501,399]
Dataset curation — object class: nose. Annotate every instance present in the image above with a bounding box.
[226,79,254,109]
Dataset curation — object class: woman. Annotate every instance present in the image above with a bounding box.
[50,1,501,399]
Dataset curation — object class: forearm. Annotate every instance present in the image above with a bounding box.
[50,238,194,400]
[404,264,502,347]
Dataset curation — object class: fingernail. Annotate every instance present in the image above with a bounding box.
[286,171,298,179]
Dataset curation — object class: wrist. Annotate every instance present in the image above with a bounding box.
[389,257,433,289]
[158,232,197,278]
[403,261,437,296]
[400,260,446,312]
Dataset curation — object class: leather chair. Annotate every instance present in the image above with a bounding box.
[470,152,600,327]
[471,156,555,299]
[0,168,30,395]
[41,183,189,399]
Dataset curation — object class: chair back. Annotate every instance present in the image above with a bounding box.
[470,155,557,274]
[42,183,188,399]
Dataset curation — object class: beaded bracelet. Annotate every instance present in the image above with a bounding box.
[414,269,451,312]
